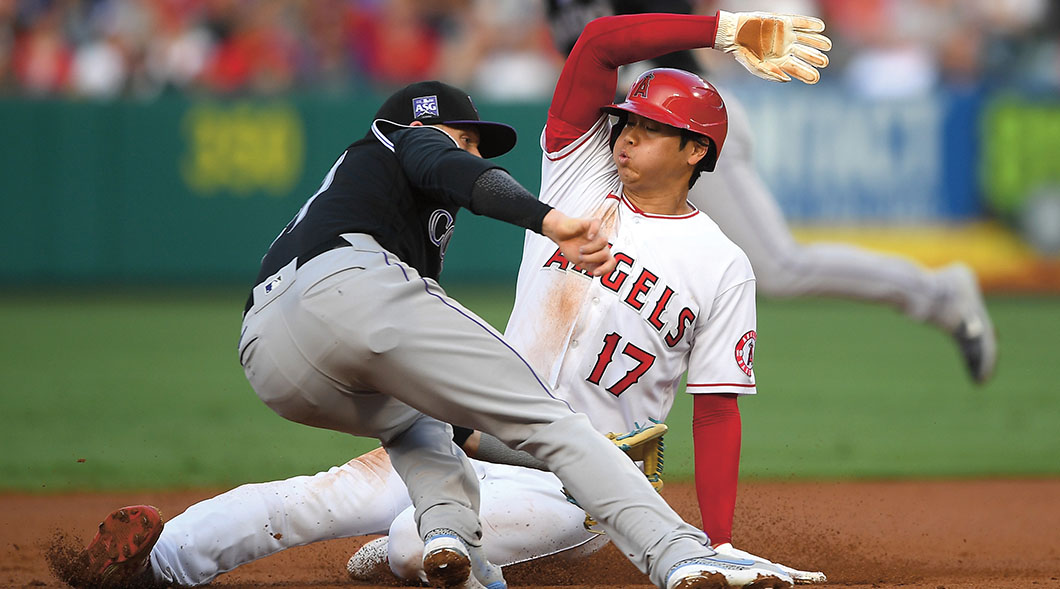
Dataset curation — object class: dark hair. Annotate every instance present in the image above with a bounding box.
[679,130,716,189]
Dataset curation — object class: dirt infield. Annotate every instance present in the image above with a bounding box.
[3,479,1058,589]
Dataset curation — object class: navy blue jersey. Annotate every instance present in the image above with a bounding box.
[252,125,499,287]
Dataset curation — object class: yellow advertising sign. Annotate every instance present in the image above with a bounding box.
[182,102,305,197]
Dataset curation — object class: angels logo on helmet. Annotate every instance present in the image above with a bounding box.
[630,72,654,99]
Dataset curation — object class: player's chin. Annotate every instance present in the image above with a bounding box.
[615,163,638,185]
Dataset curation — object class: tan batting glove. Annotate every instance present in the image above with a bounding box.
[714,10,832,84]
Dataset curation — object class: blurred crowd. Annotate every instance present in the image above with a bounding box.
[0,0,1057,101]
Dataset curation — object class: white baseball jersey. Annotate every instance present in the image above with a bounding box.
[504,115,758,436]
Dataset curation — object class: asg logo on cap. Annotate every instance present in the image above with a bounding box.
[413,95,439,119]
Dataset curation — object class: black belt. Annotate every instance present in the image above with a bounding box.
[243,236,353,316]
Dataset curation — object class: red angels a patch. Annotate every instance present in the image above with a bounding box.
[630,72,654,98]
[734,330,756,377]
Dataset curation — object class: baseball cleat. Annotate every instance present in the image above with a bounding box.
[421,530,483,589]
[75,505,163,588]
[347,536,391,581]
[420,529,506,589]
[940,263,997,384]
[712,544,825,585]
[666,564,728,589]
[666,554,794,589]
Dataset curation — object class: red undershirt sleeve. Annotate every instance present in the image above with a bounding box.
[692,392,741,546]
[545,13,719,152]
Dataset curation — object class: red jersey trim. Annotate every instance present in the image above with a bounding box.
[607,193,701,219]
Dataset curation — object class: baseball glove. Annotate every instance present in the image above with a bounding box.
[713,10,832,84]
[564,420,669,533]
[607,419,667,492]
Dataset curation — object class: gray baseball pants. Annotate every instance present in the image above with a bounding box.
[238,233,709,587]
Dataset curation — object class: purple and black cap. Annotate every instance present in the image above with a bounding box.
[373,81,517,158]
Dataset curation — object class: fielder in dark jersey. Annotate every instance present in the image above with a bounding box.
[247,82,547,314]
[237,80,727,589]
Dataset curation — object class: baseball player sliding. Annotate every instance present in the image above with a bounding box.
[542,0,998,564]
[547,0,997,385]
[64,10,832,589]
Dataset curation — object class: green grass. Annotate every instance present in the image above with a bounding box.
[1,287,1057,491]
[673,296,1060,480]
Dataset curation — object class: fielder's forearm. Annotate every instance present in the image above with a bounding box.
[468,169,552,234]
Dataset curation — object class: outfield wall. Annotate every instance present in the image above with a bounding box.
[1,85,1057,287]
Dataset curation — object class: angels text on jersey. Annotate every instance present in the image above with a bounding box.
[542,245,696,349]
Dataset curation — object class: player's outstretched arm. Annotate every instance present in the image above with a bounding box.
[713,10,832,84]
[547,13,721,151]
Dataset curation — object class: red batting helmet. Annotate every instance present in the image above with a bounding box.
[604,68,728,171]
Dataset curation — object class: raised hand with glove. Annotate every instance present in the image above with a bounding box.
[714,10,832,84]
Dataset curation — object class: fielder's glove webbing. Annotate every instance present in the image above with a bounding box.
[563,419,669,534]
[713,10,832,84]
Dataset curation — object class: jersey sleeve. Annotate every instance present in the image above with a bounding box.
[388,126,500,209]
[545,13,719,152]
[684,276,758,395]
[538,115,621,216]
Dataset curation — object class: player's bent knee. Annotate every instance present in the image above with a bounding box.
[387,545,422,582]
